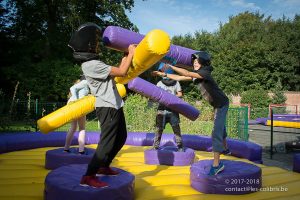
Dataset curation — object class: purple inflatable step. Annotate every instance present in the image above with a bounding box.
[45,147,96,170]
[44,164,135,200]
[190,160,262,194]
[144,146,195,166]
[102,26,197,68]
[256,118,268,125]
[274,114,300,118]
[128,77,200,121]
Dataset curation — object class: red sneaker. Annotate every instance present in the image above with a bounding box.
[97,167,119,176]
[80,175,108,188]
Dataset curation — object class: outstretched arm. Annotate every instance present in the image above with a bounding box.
[169,65,203,79]
[152,71,192,81]
[110,44,136,77]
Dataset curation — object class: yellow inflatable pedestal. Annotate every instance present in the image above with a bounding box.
[37,83,126,134]
[115,29,170,84]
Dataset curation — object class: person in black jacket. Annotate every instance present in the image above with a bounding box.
[152,51,230,176]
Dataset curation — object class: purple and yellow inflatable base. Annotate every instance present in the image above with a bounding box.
[1,132,300,199]
[256,114,300,128]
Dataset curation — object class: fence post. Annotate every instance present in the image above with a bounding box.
[244,106,249,141]
[35,99,38,132]
[270,108,274,159]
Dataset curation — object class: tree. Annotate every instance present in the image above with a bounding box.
[212,12,269,94]
[171,11,300,97]
[1,0,137,101]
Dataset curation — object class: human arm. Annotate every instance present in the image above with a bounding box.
[175,81,183,98]
[70,80,88,99]
[169,65,203,79]
[152,71,193,81]
[110,44,136,77]
[176,91,183,98]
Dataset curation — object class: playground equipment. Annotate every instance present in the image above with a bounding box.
[257,114,300,129]
[1,131,300,199]
[103,26,197,68]
[37,26,202,133]
[38,28,171,133]
[128,77,200,121]
[37,83,126,133]
[115,29,170,84]
[37,95,96,134]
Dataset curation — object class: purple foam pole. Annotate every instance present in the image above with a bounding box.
[102,26,197,68]
[128,77,200,121]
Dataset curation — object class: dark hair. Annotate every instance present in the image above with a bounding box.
[191,51,211,66]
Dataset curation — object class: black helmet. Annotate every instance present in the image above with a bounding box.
[191,51,211,66]
[68,22,102,53]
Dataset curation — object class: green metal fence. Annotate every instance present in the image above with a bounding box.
[227,107,249,141]
[0,99,249,141]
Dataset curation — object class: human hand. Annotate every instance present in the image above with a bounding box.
[128,44,137,55]
[161,63,172,72]
[152,71,165,77]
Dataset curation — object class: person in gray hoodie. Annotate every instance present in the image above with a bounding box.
[68,22,136,188]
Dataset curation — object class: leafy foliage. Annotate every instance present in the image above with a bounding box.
[172,12,300,96]
[1,6,299,102]
[0,0,137,100]
[241,89,271,118]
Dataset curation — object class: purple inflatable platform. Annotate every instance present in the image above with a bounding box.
[190,160,262,194]
[0,132,262,163]
[144,146,195,166]
[102,26,197,68]
[44,164,135,200]
[45,147,95,170]
[128,77,200,121]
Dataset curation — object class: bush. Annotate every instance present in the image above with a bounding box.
[270,84,287,114]
[123,94,157,132]
[123,94,215,135]
[2,93,248,141]
[241,89,271,119]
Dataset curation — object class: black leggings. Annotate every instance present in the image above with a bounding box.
[85,107,127,176]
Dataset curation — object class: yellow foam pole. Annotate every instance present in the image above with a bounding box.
[266,120,300,128]
[37,83,126,134]
[116,83,126,98]
[115,29,170,84]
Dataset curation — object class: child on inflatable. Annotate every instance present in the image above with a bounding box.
[152,51,230,176]
[152,62,184,152]
[63,75,89,154]
[68,22,136,188]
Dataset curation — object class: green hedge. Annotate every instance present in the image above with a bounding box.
[1,94,248,141]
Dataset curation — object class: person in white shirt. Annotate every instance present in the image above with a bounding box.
[64,75,89,154]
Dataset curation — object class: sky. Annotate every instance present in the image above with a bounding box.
[126,0,300,37]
